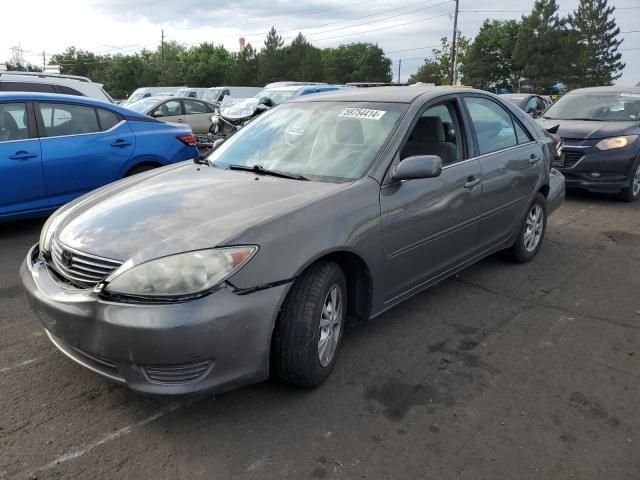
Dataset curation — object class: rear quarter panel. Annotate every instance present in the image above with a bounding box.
[125,120,198,173]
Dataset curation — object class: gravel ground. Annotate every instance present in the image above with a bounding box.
[1,192,639,480]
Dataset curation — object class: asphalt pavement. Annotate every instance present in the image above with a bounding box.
[1,192,639,480]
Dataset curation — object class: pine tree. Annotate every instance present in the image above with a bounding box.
[569,0,625,86]
[512,0,571,91]
[258,27,285,84]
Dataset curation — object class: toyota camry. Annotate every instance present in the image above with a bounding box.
[22,86,565,395]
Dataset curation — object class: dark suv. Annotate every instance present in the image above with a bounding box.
[538,86,640,202]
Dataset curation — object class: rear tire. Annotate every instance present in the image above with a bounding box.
[126,163,159,177]
[505,193,547,264]
[618,159,640,203]
[272,261,347,388]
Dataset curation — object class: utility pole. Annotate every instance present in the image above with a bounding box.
[42,51,46,71]
[449,0,460,85]
[161,29,165,75]
[397,59,402,85]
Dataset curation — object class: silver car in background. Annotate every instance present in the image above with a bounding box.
[21,87,564,395]
[125,96,219,134]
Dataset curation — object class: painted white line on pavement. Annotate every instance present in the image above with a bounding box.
[0,353,50,373]
[31,402,183,475]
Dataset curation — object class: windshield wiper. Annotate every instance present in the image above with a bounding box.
[228,164,309,181]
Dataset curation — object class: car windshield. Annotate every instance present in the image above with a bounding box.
[544,92,640,121]
[127,92,146,104]
[203,89,222,102]
[126,98,159,113]
[256,89,297,105]
[208,101,406,182]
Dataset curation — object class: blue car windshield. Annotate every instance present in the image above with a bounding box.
[209,101,406,182]
[544,92,640,121]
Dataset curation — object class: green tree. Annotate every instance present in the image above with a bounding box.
[258,27,285,84]
[225,43,260,86]
[283,33,324,81]
[461,20,520,90]
[322,43,392,84]
[407,59,442,85]
[512,0,572,91]
[50,47,100,77]
[568,0,624,86]
[183,43,231,86]
[408,36,469,85]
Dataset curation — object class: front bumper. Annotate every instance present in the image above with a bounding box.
[21,244,290,395]
[555,147,637,193]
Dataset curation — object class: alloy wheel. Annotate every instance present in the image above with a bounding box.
[318,284,343,367]
[524,204,544,253]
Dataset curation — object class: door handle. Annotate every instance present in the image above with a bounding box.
[9,150,38,161]
[464,176,481,189]
[110,139,132,148]
[529,153,541,164]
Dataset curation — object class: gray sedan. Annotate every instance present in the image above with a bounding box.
[21,87,565,395]
[125,96,218,134]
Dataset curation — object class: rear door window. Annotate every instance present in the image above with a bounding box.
[97,109,120,130]
[2,82,56,93]
[55,85,85,97]
[464,97,518,155]
[0,103,29,141]
[38,103,100,137]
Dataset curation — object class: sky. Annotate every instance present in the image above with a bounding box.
[1,0,639,86]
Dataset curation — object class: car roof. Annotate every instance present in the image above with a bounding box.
[293,85,479,103]
[0,71,92,83]
[567,86,640,94]
[0,92,151,119]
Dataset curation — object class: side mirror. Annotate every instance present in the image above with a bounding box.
[392,155,443,181]
[258,97,274,108]
[212,138,225,150]
[152,110,163,118]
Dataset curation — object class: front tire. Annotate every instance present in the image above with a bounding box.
[505,193,547,263]
[618,159,640,203]
[272,261,347,388]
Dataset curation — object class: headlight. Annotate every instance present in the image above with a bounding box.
[104,247,257,297]
[595,135,638,151]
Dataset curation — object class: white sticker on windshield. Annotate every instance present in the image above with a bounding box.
[620,93,640,98]
[339,108,386,120]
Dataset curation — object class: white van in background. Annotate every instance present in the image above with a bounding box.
[175,87,209,99]
[122,86,186,106]
[202,86,262,103]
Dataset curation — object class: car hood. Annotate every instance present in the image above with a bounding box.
[538,118,639,140]
[56,163,345,262]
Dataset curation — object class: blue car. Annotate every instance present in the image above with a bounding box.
[0,92,198,221]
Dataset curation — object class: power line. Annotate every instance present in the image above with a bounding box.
[240,0,452,38]
[311,11,453,42]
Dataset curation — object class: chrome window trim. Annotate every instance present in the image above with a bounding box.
[442,141,537,170]
[38,119,126,141]
[0,137,38,145]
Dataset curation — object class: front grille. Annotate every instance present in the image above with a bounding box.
[49,238,122,288]
[143,360,214,385]
[561,149,584,168]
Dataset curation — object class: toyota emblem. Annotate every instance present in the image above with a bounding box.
[60,250,73,267]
